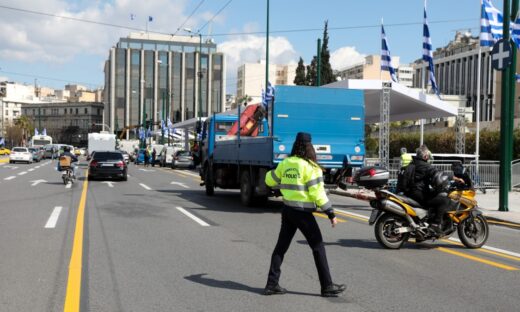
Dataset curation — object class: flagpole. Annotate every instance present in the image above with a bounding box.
[476,1,483,172]
[420,0,427,147]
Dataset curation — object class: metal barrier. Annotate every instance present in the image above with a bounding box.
[364,158,503,191]
[512,159,520,188]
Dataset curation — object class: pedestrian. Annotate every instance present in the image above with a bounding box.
[400,147,412,167]
[152,148,157,167]
[144,146,150,167]
[263,132,346,297]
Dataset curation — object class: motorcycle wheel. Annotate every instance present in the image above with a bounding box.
[374,213,410,249]
[457,215,489,249]
[62,175,68,185]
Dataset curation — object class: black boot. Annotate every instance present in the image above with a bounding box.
[263,284,287,296]
[321,283,346,297]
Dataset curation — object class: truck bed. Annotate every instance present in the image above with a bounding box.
[213,136,274,167]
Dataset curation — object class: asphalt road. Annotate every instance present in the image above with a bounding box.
[1,156,519,312]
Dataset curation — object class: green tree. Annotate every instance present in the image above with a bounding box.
[305,56,317,86]
[320,20,335,85]
[14,115,33,146]
[294,57,307,85]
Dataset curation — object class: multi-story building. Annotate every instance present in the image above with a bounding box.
[397,65,414,88]
[1,82,64,137]
[336,55,406,83]
[104,32,226,139]
[412,30,520,122]
[21,102,104,145]
[236,61,297,103]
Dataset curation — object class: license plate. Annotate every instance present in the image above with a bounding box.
[101,163,113,167]
[369,209,380,225]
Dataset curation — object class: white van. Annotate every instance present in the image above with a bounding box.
[158,146,176,167]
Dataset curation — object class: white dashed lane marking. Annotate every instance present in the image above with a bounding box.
[4,176,15,180]
[139,183,152,191]
[44,206,63,229]
[176,207,210,227]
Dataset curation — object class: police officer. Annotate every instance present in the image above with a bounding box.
[263,132,346,297]
[400,147,412,167]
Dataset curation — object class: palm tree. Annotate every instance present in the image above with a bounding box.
[14,115,33,146]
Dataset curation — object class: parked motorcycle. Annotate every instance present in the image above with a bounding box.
[355,167,489,249]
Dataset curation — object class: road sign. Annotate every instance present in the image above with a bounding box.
[491,39,512,70]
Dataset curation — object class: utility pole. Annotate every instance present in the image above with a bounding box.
[317,38,322,86]
[161,91,165,145]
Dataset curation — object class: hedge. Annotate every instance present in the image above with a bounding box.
[366,129,520,161]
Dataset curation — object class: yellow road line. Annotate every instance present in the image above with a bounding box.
[313,212,347,223]
[487,219,520,228]
[441,239,520,262]
[63,171,89,312]
[436,247,519,271]
[334,210,369,223]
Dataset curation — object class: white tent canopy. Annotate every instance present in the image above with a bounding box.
[324,79,458,123]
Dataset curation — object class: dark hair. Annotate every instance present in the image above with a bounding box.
[290,140,317,165]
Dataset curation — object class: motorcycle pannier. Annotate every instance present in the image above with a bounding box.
[354,166,389,188]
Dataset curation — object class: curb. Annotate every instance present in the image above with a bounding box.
[481,212,520,229]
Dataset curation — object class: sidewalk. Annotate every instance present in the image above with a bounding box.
[476,190,520,226]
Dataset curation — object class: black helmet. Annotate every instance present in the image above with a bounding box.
[432,171,450,192]
[64,146,71,152]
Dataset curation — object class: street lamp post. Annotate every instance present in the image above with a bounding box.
[183,28,203,142]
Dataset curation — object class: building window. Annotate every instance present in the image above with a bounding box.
[97,108,101,115]
[64,108,67,114]
[85,108,88,114]
[76,108,79,115]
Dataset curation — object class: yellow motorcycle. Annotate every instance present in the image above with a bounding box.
[355,167,489,249]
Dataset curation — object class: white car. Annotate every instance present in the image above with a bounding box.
[9,147,33,164]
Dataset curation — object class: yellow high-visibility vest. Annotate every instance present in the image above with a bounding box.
[401,153,413,167]
[265,156,332,213]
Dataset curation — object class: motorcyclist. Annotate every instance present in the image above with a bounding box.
[59,146,79,178]
[405,145,464,233]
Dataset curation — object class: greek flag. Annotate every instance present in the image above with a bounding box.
[423,3,440,97]
[0,137,4,146]
[139,127,145,140]
[130,13,136,21]
[167,117,173,130]
[146,127,152,138]
[512,13,520,49]
[264,82,275,108]
[516,74,520,82]
[160,119,166,132]
[261,89,266,107]
[481,0,504,47]
[148,16,153,22]
[381,23,397,82]
[34,128,39,136]
[42,128,47,136]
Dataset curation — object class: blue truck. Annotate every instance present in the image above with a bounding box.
[199,85,365,206]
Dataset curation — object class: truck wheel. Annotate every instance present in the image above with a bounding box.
[240,170,254,206]
[205,166,215,196]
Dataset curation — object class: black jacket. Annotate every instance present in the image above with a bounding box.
[406,157,439,204]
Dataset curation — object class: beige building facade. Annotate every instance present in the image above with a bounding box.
[236,61,297,102]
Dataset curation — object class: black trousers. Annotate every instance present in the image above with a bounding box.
[427,195,451,224]
[267,206,333,289]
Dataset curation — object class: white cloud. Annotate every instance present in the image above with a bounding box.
[330,46,366,71]
[218,34,298,93]
[0,0,200,63]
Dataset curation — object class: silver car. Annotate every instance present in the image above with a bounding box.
[171,151,195,169]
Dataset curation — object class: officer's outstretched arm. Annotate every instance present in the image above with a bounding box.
[265,163,283,187]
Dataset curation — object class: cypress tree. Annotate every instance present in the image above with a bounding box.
[305,56,317,86]
[320,20,335,84]
[294,57,307,85]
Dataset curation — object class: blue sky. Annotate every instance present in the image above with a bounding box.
[0,0,500,93]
